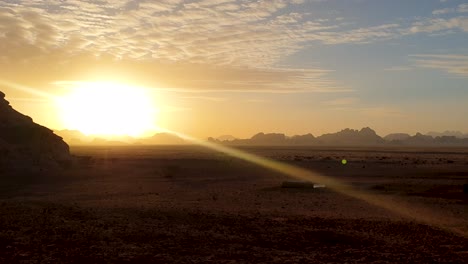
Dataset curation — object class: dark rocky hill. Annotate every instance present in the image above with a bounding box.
[316,127,384,146]
[0,91,70,170]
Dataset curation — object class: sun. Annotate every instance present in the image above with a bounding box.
[57,81,157,137]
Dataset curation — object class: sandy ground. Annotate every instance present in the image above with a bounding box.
[0,145,467,263]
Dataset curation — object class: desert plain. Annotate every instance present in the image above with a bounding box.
[1,145,467,263]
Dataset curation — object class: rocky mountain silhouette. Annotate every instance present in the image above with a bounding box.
[251,133,287,144]
[316,127,384,146]
[427,131,468,139]
[138,133,186,145]
[209,132,316,146]
[290,134,316,145]
[55,126,468,147]
[54,129,90,145]
[210,128,468,146]
[384,133,412,142]
[216,135,237,142]
[0,91,70,170]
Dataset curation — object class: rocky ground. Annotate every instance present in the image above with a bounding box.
[0,145,467,263]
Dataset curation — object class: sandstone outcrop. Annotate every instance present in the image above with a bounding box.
[0,91,71,170]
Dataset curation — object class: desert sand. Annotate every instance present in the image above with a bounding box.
[0,145,467,263]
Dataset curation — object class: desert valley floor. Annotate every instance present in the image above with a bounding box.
[1,145,467,263]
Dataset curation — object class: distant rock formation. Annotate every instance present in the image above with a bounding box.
[54,129,90,145]
[139,133,186,145]
[384,133,411,142]
[210,128,468,147]
[404,133,435,145]
[216,135,237,142]
[251,132,287,145]
[56,124,468,147]
[209,132,315,146]
[316,127,384,146]
[427,131,468,139]
[0,91,71,170]
[209,128,385,146]
[290,133,316,145]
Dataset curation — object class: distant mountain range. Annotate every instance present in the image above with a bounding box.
[209,128,468,146]
[426,131,468,139]
[55,128,468,147]
[54,130,186,146]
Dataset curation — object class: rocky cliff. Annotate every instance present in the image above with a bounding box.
[0,91,71,170]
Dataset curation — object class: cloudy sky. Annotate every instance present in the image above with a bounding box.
[0,0,467,138]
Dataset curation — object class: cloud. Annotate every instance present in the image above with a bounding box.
[181,96,227,102]
[1,0,464,67]
[0,1,351,94]
[406,16,468,33]
[357,106,403,118]
[384,66,414,71]
[458,4,468,13]
[0,0,353,93]
[7,97,49,103]
[309,23,402,44]
[43,61,350,93]
[432,8,454,15]
[0,0,466,95]
[322,97,358,106]
[159,105,192,113]
[246,98,269,103]
[411,54,468,77]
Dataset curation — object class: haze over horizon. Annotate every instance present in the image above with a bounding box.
[1,0,467,138]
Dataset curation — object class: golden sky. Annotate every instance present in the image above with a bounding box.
[1,0,467,138]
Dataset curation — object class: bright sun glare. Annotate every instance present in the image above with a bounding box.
[57,82,157,137]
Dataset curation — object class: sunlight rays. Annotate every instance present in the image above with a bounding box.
[0,79,466,238]
[0,79,57,99]
[157,126,468,239]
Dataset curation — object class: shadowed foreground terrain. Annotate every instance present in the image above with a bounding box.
[1,146,467,263]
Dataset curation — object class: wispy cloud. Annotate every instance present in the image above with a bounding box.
[0,0,466,94]
[411,54,468,77]
[358,106,403,118]
[432,4,468,15]
[432,8,455,15]
[51,66,351,93]
[159,105,192,113]
[1,0,466,67]
[457,4,468,13]
[0,0,353,93]
[322,97,358,106]
[406,16,468,33]
[246,98,269,103]
[6,97,50,103]
[384,66,414,72]
[181,96,227,102]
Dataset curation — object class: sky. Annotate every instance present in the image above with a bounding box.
[0,0,467,138]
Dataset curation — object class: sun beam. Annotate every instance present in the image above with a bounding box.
[57,81,157,137]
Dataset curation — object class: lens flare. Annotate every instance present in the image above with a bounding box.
[157,127,467,238]
[0,79,57,99]
[1,79,465,238]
